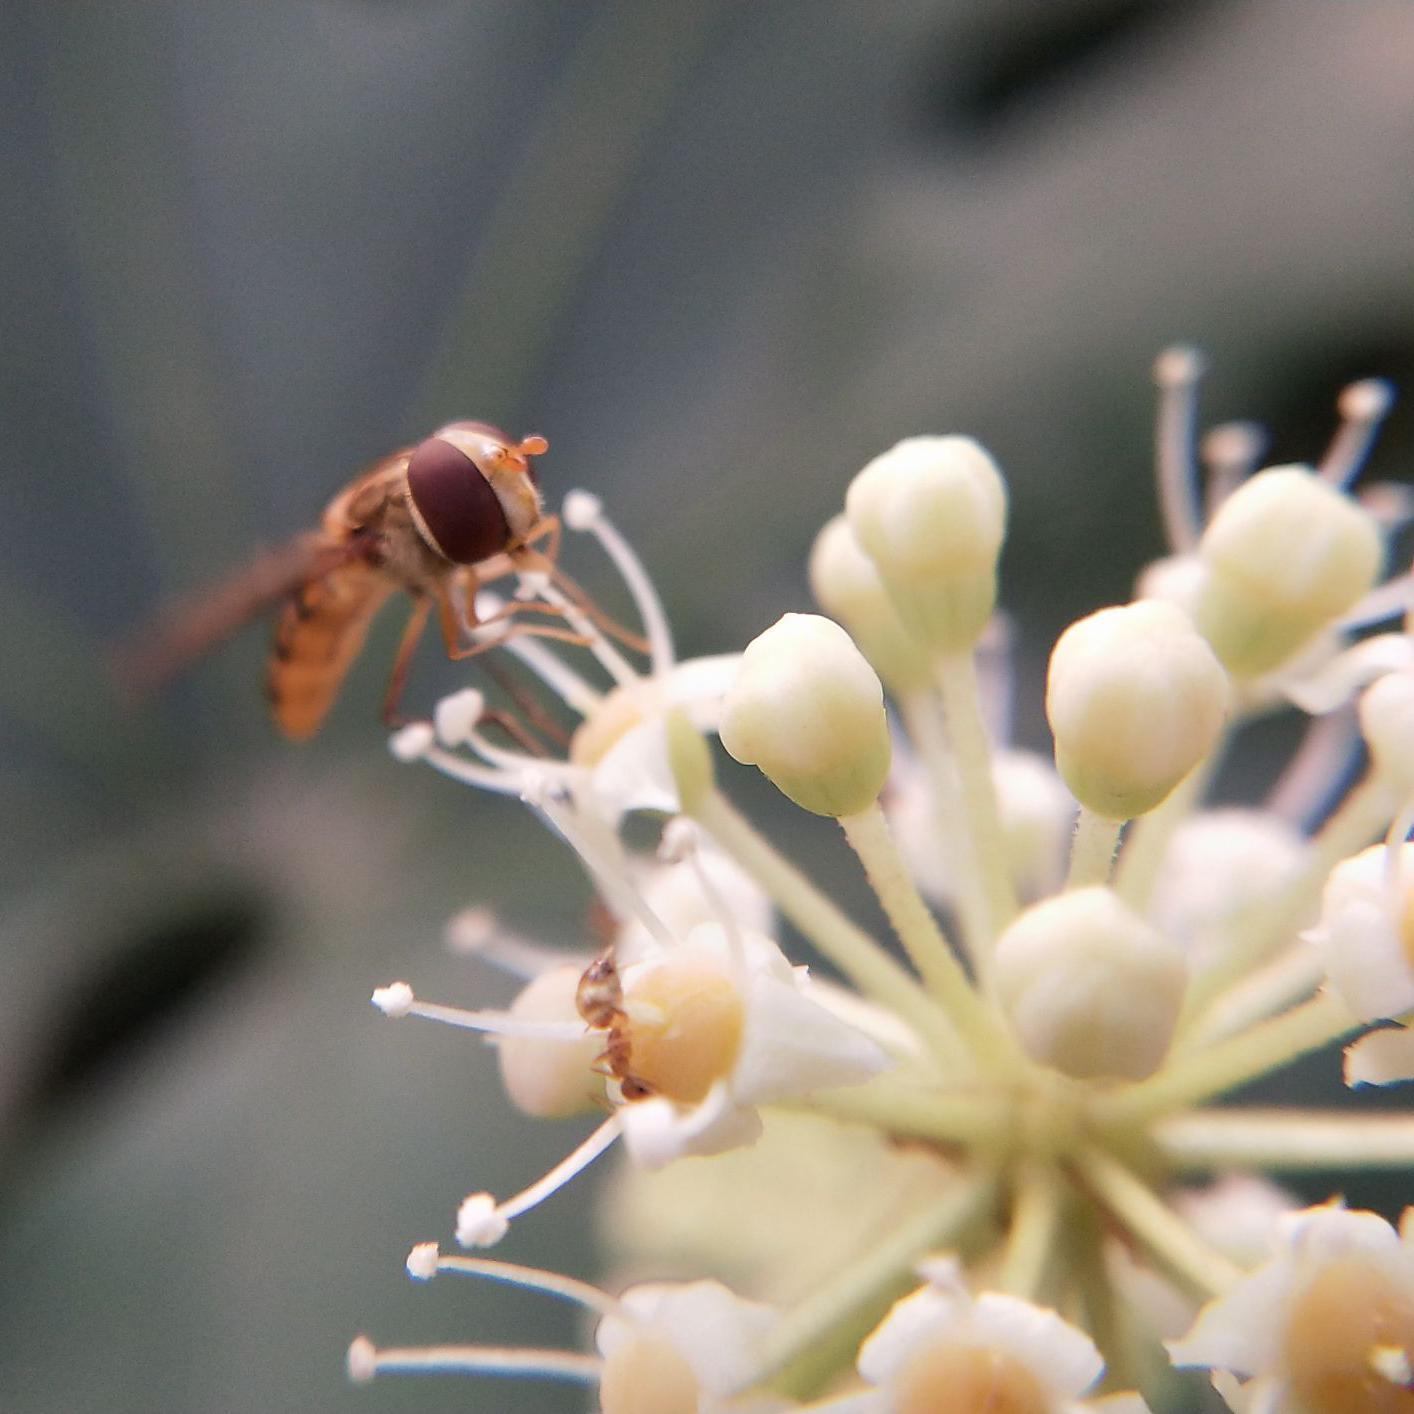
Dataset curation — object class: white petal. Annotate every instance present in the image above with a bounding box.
[731,969,892,1105]
[1312,867,1414,1023]
[1281,633,1414,713]
[589,716,680,820]
[856,1285,965,1383]
[600,1280,776,1397]
[1173,1176,1302,1266]
[1279,1202,1402,1265]
[1345,1026,1414,1086]
[969,1293,1104,1398]
[617,1082,764,1169]
[1166,1260,1296,1376]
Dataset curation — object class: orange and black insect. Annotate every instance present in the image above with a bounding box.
[118,421,589,739]
[576,949,653,1102]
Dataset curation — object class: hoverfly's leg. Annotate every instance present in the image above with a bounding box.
[511,532,653,659]
[380,595,432,727]
[434,583,591,662]
[547,561,652,657]
[478,655,572,750]
[477,706,550,757]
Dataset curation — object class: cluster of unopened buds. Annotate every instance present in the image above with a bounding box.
[350,352,1414,1412]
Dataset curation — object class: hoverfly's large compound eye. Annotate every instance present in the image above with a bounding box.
[404,431,513,565]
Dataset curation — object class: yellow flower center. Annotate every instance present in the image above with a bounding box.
[624,964,745,1104]
[893,1340,1052,1414]
[569,683,652,768]
[599,1333,700,1414]
[1283,1256,1414,1413]
[1399,882,1414,972]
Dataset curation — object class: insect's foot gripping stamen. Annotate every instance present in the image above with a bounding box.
[455,1114,622,1248]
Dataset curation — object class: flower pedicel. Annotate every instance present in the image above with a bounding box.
[352,353,1414,1411]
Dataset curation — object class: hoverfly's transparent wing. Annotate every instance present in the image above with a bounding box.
[112,531,370,702]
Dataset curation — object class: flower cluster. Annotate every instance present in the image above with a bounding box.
[351,354,1414,1411]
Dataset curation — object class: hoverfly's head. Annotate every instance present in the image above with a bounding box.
[406,421,549,564]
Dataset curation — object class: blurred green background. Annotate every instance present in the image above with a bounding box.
[2,3,1413,1410]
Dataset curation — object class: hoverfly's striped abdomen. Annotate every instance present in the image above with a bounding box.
[267,566,395,740]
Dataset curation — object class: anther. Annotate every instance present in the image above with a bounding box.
[435,688,486,747]
[389,722,436,762]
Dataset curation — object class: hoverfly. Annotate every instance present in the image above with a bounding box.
[120,420,593,739]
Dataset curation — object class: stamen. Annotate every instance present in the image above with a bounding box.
[434,688,486,747]
[444,907,574,977]
[462,719,578,782]
[1337,572,1414,632]
[347,1335,601,1385]
[526,776,676,951]
[370,981,587,1040]
[456,1114,621,1247]
[1381,801,1414,906]
[563,489,676,676]
[1153,345,1205,553]
[389,722,436,762]
[418,740,534,797]
[1320,378,1395,487]
[1265,707,1358,828]
[405,1243,623,1317]
[528,574,639,687]
[1201,420,1266,516]
[477,591,604,712]
[659,817,747,973]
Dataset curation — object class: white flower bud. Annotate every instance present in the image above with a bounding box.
[1195,466,1383,677]
[889,747,1073,905]
[809,515,929,693]
[1133,552,1205,617]
[1046,601,1229,820]
[994,887,1187,1081]
[845,436,1008,651]
[720,614,891,817]
[1309,844,1414,1022]
[1149,809,1309,968]
[1359,671,1414,794]
[495,965,604,1119]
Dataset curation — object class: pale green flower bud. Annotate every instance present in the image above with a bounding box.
[994,887,1187,1081]
[809,515,929,694]
[1046,601,1228,820]
[1359,671,1414,794]
[720,613,891,817]
[1195,466,1383,677]
[844,436,1007,652]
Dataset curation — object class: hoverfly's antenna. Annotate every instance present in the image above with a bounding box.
[487,433,550,471]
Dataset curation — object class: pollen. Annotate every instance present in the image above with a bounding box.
[1282,1257,1414,1412]
[892,1342,1052,1414]
[598,1333,701,1414]
[622,964,745,1104]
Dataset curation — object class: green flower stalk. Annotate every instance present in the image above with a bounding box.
[350,353,1414,1413]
